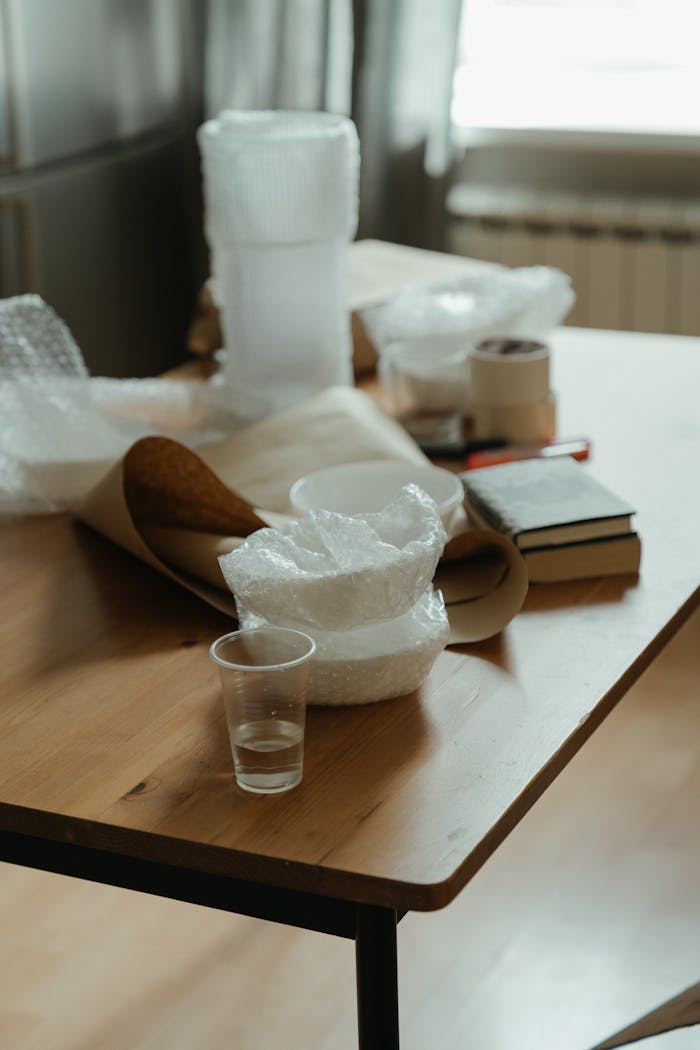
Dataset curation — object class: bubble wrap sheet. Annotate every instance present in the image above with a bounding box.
[0,295,239,514]
[198,110,360,421]
[240,587,450,706]
[220,486,451,705]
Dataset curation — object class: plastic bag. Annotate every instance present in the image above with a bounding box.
[361,265,575,352]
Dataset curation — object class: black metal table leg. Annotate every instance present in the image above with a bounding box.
[355,903,400,1050]
[2,830,406,1047]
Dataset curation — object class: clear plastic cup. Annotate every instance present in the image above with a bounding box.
[209,627,316,795]
[381,336,470,449]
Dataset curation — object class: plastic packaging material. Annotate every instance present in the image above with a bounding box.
[197,110,360,422]
[0,294,88,380]
[0,295,240,515]
[239,587,450,706]
[219,485,451,705]
[361,265,575,354]
[219,485,446,631]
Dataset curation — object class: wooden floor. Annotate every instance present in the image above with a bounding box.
[1,607,698,1050]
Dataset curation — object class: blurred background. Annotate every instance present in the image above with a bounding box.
[1,0,698,377]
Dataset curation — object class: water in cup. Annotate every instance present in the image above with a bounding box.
[209,626,315,796]
[231,717,304,794]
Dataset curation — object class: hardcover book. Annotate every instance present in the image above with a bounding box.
[520,533,641,582]
[460,458,641,581]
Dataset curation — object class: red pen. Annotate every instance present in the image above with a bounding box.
[465,437,591,470]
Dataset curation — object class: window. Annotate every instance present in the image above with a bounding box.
[452,0,700,137]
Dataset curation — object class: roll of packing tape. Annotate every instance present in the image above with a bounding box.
[469,338,556,443]
[472,394,556,444]
[469,338,550,406]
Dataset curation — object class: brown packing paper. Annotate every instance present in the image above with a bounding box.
[438,528,528,644]
[79,386,527,646]
[194,385,427,511]
[77,440,240,619]
[138,527,246,587]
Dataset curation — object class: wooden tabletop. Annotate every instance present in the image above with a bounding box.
[1,327,699,912]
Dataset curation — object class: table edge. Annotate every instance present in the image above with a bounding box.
[1,582,697,914]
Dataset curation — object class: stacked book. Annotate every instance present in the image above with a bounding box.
[460,457,641,583]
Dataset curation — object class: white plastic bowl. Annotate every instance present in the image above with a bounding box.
[289,459,464,528]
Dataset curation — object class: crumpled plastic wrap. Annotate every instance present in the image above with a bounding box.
[219,485,446,630]
[219,485,451,705]
[361,265,575,353]
[0,295,240,515]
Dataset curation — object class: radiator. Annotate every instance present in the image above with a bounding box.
[447,184,700,336]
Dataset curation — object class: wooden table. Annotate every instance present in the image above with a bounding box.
[1,327,699,1048]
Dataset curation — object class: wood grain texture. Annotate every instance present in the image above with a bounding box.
[1,606,698,1050]
[0,328,699,912]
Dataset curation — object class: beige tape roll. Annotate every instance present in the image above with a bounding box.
[469,338,555,443]
[473,393,556,444]
[469,338,550,406]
